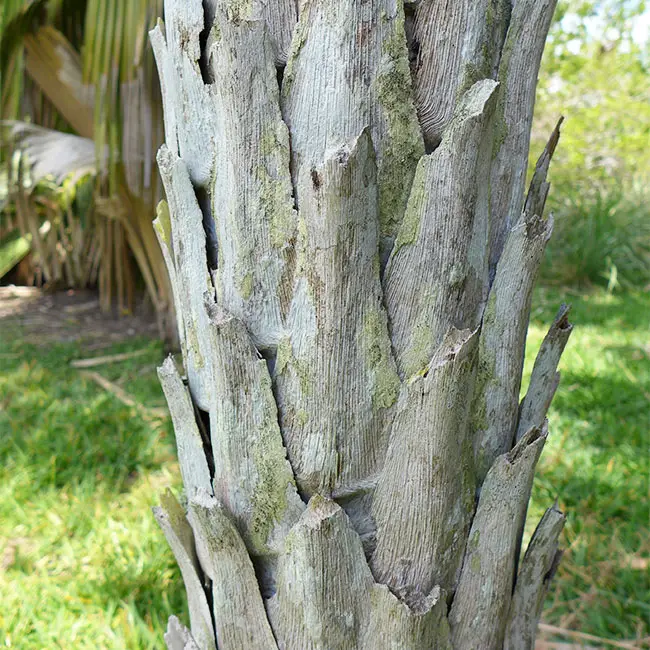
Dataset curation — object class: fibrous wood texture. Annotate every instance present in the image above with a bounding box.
[281,0,424,262]
[504,504,565,650]
[274,130,399,498]
[151,0,568,647]
[384,79,497,378]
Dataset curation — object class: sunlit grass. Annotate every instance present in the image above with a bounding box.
[1,286,648,647]
[0,331,185,649]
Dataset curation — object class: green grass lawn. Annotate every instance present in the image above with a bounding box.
[524,288,650,645]
[1,287,648,648]
[0,332,185,649]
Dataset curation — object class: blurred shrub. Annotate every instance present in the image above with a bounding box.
[541,183,650,290]
[532,0,650,290]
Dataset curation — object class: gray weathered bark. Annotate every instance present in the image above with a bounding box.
[151,0,572,647]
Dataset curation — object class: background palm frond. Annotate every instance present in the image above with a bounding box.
[4,121,98,183]
[1,0,172,338]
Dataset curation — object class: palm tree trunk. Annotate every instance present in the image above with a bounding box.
[151,1,570,648]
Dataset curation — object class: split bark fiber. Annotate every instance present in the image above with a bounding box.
[152,0,569,648]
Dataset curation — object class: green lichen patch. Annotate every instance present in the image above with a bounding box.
[260,127,278,158]
[392,158,427,254]
[224,0,253,24]
[208,21,222,47]
[402,302,436,379]
[363,309,400,410]
[239,272,254,300]
[257,163,296,249]
[160,489,188,531]
[275,335,312,397]
[187,317,205,369]
[154,200,172,245]
[296,409,309,426]
[275,336,293,375]
[294,354,313,398]
[491,94,509,161]
[281,6,310,97]
[249,380,296,552]
[471,346,495,436]
[375,12,425,243]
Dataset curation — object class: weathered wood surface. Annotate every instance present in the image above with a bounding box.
[371,329,478,603]
[153,492,216,650]
[504,504,565,650]
[488,0,559,274]
[267,497,451,649]
[449,424,548,650]
[410,0,510,149]
[205,9,297,349]
[203,299,304,557]
[155,145,214,411]
[150,1,217,187]
[164,617,201,650]
[188,491,279,649]
[274,131,399,498]
[384,79,497,378]
[472,120,562,483]
[517,305,573,441]
[158,357,213,499]
[151,0,568,648]
[282,0,424,260]
[203,0,297,65]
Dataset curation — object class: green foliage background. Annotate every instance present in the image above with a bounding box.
[532,0,650,289]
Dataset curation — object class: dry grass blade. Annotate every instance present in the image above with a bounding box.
[3,0,170,333]
[538,623,644,649]
[70,348,151,368]
[79,369,168,419]
[24,26,94,138]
